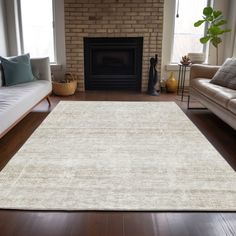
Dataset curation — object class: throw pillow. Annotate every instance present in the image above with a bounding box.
[0,64,3,87]
[0,54,35,86]
[210,58,236,89]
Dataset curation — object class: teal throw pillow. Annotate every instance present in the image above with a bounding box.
[0,54,35,86]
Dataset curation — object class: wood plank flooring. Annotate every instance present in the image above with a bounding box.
[0,91,236,236]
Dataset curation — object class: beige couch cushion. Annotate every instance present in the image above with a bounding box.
[228,99,236,115]
[210,58,236,89]
[191,78,236,107]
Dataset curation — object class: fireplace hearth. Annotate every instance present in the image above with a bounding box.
[84,37,143,90]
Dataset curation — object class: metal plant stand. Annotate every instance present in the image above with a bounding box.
[177,64,191,101]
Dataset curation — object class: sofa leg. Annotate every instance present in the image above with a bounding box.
[46,96,51,107]
[187,95,190,109]
[187,95,207,110]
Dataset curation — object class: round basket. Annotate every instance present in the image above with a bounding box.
[52,73,77,96]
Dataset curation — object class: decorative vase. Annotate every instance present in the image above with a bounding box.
[166,72,177,93]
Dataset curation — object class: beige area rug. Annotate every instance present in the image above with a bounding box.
[0,101,236,211]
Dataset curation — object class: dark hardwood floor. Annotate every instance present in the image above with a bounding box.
[0,91,236,236]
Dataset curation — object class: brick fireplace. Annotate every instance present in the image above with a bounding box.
[64,0,164,92]
[84,37,143,90]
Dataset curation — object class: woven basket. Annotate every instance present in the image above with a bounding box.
[52,73,77,96]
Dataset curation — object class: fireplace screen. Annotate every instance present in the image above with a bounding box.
[92,49,135,75]
[84,37,143,90]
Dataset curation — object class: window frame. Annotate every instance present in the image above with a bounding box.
[170,0,212,64]
[17,0,57,64]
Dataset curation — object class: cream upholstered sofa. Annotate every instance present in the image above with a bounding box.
[0,57,52,138]
[189,64,236,130]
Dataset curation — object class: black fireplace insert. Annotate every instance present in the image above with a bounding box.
[84,37,143,90]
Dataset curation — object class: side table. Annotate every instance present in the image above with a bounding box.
[177,63,191,101]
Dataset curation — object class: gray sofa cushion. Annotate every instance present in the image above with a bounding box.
[0,66,2,87]
[210,58,236,89]
[0,63,4,87]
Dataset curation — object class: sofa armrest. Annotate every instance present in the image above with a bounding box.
[190,64,220,80]
[31,57,51,82]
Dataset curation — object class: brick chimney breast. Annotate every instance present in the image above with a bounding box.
[64,0,164,92]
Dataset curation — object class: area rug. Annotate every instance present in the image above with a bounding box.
[0,101,235,211]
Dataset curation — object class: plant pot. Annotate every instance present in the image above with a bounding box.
[52,80,77,96]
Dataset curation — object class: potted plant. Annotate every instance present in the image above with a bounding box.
[52,72,78,96]
[194,6,231,65]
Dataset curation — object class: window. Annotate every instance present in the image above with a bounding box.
[171,0,209,63]
[19,0,55,62]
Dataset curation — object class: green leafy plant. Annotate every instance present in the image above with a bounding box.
[194,6,231,65]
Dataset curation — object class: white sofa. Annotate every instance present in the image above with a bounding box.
[0,57,52,138]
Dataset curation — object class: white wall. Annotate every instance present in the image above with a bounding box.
[0,0,8,56]
[161,0,176,81]
[5,0,21,56]
[208,0,229,65]
[51,0,66,79]
[224,0,236,58]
